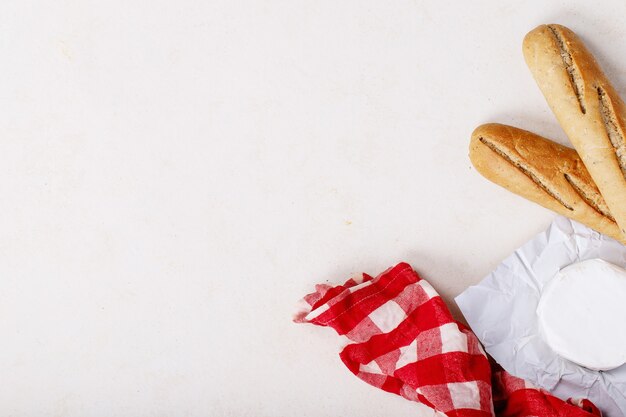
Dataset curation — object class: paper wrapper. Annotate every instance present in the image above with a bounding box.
[456,216,626,417]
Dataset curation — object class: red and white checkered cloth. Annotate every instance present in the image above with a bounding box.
[294,262,602,417]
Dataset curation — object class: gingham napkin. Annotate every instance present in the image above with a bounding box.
[294,262,601,417]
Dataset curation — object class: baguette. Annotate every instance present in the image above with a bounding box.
[523,24,626,236]
[470,123,625,244]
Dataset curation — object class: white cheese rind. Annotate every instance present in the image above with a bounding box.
[537,258,626,371]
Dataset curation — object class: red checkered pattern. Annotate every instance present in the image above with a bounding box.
[294,262,602,417]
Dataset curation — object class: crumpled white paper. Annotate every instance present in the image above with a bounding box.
[455,216,626,417]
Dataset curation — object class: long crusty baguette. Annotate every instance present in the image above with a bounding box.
[523,24,626,236]
[470,123,625,244]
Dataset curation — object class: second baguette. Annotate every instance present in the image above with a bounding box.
[470,123,624,244]
[523,24,626,236]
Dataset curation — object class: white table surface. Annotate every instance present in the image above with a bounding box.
[1,1,625,416]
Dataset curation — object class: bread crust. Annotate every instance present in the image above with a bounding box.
[523,24,626,236]
[470,123,625,244]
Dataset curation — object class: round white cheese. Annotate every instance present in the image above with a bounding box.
[537,258,626,371]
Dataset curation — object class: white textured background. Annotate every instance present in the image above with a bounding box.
[1,1,625,416]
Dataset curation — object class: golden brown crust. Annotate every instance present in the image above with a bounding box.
[523,24,626,236]
[470,123,625,244]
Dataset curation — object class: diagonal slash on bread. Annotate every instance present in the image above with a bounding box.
[470,123,624,244]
